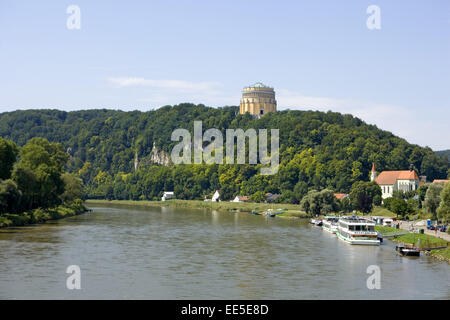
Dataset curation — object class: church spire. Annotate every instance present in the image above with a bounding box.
[370,162,377,181]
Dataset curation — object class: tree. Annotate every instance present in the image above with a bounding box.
[417,183,429,208]
[11,166,39,211]
[300,189,337,216]
[300,190,319,215]
[437,182,450,223]
[339,197,354,213]
[319,189,338,214]
[60,173,84,202]
[250,191,266,203]
[349,181,382,214]
[0,138,18,180]
[389,198,409,219]
[0,179,22,214]
[423,183,444,219]
[14,138,68,208]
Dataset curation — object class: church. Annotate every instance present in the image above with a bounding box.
[370,163,420,199]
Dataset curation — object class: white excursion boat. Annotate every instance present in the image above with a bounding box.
[336,216,380,245]
[322,216,339,234]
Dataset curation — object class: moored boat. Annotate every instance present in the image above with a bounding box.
[264,208,284,217]
[322,216,339,233]
[336,216,380,245]
[395,245,420,257]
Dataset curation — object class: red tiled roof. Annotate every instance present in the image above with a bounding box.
[433,179,449,184]
[375,170,419,185]
[334,193,349,200]
[371,163,376,172]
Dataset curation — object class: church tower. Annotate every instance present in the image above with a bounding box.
[370,162,377,182]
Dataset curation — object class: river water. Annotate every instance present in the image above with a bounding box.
[0,204,448,299]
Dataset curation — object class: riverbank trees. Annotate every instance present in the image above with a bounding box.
[437,182,450,223]
[0,137,85,226]
[349,181,382,214]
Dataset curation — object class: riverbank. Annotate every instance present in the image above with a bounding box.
[86,199,308,218]
[0,199,87,228]
[375,226,450,263]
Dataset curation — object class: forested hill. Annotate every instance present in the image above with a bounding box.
[0,104,448,201]
[436,150,450,161]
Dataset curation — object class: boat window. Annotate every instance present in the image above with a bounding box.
[355,225,361,231]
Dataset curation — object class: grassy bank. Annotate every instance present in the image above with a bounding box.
[371,206,396,217]
[374,225,398,234]
[375,225,450,263]
[0,199,87,228]
[86,199,309,218]
[394,233,448,249]
[427,247,450,261]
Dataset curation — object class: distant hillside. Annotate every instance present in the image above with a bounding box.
[0,104,448,200]
[436,149,450,161]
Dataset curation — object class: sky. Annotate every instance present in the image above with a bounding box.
[0,0,449,150]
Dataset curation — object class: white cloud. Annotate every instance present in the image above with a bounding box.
[276,89,449,150]
[107,77,222,93]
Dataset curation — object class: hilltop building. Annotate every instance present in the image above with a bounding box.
[239,82,277,117]
[371,164,419,199]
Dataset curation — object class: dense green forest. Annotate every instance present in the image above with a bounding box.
[0,104,448,202]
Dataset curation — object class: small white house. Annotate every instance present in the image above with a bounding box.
[161,191,174,201]
[232,195,250,202]
[211,190,220,202]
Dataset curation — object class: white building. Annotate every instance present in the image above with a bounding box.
[232,195,250,202]
[211,190,220,202]
[161,191,174,201]
[371,163,419,199]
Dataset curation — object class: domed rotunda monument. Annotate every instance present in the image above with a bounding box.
[239,82,277,117]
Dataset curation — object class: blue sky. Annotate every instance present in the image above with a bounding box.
[0,0,449,150]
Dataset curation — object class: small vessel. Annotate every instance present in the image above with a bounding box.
[251,210,261,215]
[264,209,276,217]
[336,216,380,245]
[310,218,322,226]
[264,208,284,217]
[322,216,339,234]
[395,244,420,257]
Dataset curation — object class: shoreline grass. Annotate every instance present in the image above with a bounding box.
[0,199,87,228]
[86,199,310,217]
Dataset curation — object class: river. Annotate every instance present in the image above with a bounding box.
[0,204,448,299]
